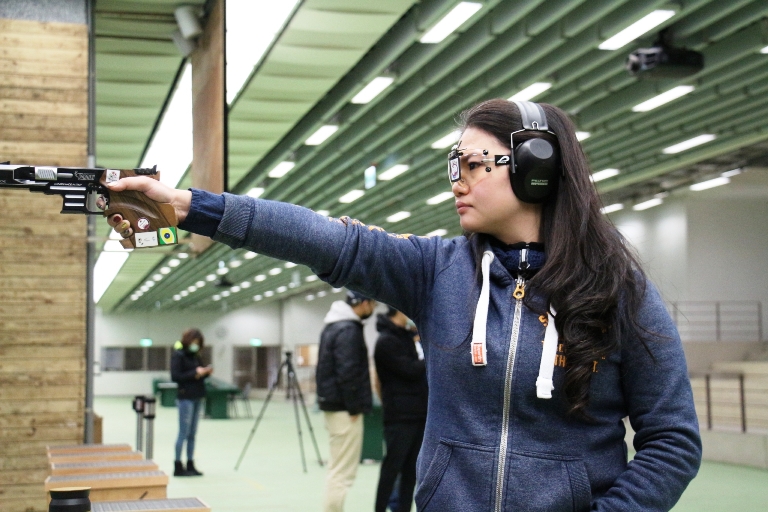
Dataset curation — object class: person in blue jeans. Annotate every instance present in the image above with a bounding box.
[106,99,701,510]
[171,328,212,476]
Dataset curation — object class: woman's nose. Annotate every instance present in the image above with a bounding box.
[452,178,467,195]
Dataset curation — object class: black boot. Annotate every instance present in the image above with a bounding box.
[186,460,203,476]
[174,460,190,477]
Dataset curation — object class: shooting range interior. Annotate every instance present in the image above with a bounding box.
[1,0,768,511]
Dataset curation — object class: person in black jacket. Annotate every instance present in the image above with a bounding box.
[316,290,376,512]
[373,307,428,512]
[170,328,212,477]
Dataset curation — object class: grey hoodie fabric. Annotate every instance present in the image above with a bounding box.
[315,300,372,415]
[183,189,701,512]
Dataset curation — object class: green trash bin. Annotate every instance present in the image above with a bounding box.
[157,381,178,407]
[361,405,384,462]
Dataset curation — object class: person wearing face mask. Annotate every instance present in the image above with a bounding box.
[170,327,212,477]
[315,290,376,512]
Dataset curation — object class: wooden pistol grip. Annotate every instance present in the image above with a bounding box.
[100,169,178,249]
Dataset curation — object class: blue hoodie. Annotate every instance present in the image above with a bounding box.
[182,190,702,511]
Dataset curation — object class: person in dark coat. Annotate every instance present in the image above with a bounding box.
[170,327,211,477]
[316,290,376,512]
[374,307,428,512]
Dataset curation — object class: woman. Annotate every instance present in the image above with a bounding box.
[107,99,701,510]
[170,327,212,477]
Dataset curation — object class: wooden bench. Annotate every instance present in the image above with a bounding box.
[48,450,144,464]
[91,497,211,511]
[50,459,159,476]
[45,471,168,502]
[47,443,132,455]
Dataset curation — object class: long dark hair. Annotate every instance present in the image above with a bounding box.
[460,99,647,417]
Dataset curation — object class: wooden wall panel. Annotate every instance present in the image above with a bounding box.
[0,17,88,512]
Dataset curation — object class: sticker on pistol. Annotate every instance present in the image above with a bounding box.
[136,218,150,230]
[135,231,158,248]
[471,342,486,366]
[105,169,121,183]
[158,227,177,245]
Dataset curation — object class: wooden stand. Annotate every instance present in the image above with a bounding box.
[50,459,158,476]
[45,470,169,502]
[47,443,132,455]
[48,450,143,464]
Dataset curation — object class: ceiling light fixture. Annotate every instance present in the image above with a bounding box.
[591,168,620,182]
[761,45,768,54]
[632,85,695,112]
[598,10,676,50]
[721,168,742,178]
[244,251,257,259]
[426,192,454,205]
[315,209,330,216]
[431,130,461,149]
[285,262,297,268]
[247,187,265,198]
[277,286,288,293]
[508,82,552,102]
[575,131,591,141]
[351,76,395,104]
[206,274,216,281]
[264,290,274,297]
[420,2,482,44]
[305,125,338,145]
[269,267,282,275]
[168,259,181,267]
[255,274,266,282]
[600,203,624,214]
[633,197,663,211]
[378,164,410,181]
[386,211,411,223]
[254,295,263,301]
[690,176,730,191]
[268,161,296,178]
[425,228,448,237]
[306,275,318,282]
[93,252,129,302]
[662,134,716,154]
[339,189,365,203]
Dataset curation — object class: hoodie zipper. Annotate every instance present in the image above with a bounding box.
[493,249,528,512]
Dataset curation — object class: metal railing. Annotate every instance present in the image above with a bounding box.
[691,372,768,434]
[667,301,763,342]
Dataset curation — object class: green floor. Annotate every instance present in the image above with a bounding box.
[95,396,768,511]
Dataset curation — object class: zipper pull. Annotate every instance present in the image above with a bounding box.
[513,276,525,300]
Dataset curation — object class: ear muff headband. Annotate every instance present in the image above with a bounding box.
[510,100,562,204]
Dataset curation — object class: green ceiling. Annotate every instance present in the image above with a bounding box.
[94,0,768,313]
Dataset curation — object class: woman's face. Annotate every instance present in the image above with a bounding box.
[452,127,541,242]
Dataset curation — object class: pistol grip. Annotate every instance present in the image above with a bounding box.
[100,168,179,249]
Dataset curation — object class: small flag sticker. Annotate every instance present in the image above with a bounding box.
[158,227,177,245]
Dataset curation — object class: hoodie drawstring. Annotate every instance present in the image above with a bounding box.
[471,250,494,366]
[536,308,558,399]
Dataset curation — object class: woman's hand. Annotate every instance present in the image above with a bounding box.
[105,177,192,236]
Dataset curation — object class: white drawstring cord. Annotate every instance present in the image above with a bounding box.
[471,251,494,366]
[536,308,558,398]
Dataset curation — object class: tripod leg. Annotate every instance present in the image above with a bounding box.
[234,361,286,470]
[289,360,325,467]
[290,370,308,473]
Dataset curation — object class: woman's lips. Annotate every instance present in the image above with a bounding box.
[456,201,470,214]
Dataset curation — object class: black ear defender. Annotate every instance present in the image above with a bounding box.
[509,100,562,203]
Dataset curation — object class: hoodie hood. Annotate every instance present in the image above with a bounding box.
[324,300,361,324]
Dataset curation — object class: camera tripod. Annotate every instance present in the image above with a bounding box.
[235,351,324,472]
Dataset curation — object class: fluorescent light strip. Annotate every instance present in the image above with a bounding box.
[426,228,448,237]
[386,211,411,223]
[351,77,395,104]
[427,191,454,205]
[591,168,620,182]
[575,131,591,141]
[247,187,264,198]
[268,161,295,178]
[598,10,676,50]
[508,82,552,101]
[633,198,663,211]
[141,63,192,188]
[315,209,330,216]
[431,130,461,149]
[226,0,299,103]
[305,125,338,146]
[690,176,730,191]
[721,168,742,178]
[632,86,695,112]
[760,45,768,54]
[600,203,624,214]
[662,134,716,154]
[419,2,482,44]
[378,164,409,181]
[339,189,365,203]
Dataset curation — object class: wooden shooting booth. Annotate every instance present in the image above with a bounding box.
[0,10,89,512]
